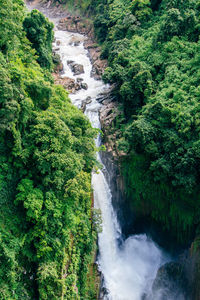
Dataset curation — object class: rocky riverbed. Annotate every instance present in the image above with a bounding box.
[27,0,107,80]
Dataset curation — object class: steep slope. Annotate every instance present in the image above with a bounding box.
[0,1,98,299]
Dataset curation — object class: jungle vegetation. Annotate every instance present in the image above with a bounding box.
[0,1,98,299]
[91,0,200,244]
[57,0,200,245]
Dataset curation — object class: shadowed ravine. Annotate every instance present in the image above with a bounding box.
[27,2,185,299]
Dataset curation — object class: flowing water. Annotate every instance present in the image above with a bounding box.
[52,29,169,300]
[26,2,184,297]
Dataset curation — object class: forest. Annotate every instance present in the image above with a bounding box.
[57,0,200,244]
[0,0,98,299]
[2,0,200,298]
[84,0,200,245]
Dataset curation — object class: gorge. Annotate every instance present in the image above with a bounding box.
[31,1,187,298]
[0,0,200,299]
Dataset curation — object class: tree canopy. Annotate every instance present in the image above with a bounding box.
[0,1,98,299]
[84,0,200,243]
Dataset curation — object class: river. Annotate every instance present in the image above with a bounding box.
[27,2,184,299]
[53,29,168,300]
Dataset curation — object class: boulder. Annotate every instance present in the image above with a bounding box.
[81,97,92,112]
[81,101,87,113]
[71,63,84,75]
[67,61,84,75]
[77,77,84,83]
[67,60,74,65]
[74,41,80,46]
[62,77,76,91]
[81,82,88,90]
[85,96,92,104]
[75,83,81,91]
[53,75,81,93]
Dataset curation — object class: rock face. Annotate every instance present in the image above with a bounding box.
[150,262,188,300]
[95,87,128,228]
[98,87,124,157]
[84,40,107,80]
[189,237,200,300]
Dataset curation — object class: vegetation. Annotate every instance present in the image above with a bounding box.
[69,0,200,244]
[2,0,200,297]
[0,1,98,299]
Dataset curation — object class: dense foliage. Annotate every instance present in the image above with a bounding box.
[76,0,200,244]
[0,1,98,299]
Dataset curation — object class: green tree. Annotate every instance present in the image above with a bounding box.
[23,9,54,70]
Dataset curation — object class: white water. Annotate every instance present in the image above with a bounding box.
[52,28,169,300]
[23,0,184,296]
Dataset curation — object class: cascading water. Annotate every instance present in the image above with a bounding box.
[24,0,189,296]
[52,29,168,300]
[24,2,185,295]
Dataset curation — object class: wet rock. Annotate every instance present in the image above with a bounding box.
[75,83,81,91]
[99,285,109,300]
[91,67,101,80]
[81,101,87,113]
[84,40,99,49]
[151,262,187,299]
[67,60,84,75]
[91,60,107,80]
[85,96,92,104]
[81,97,92,112]
[88,47,100,64]
[61,77,76,91]
[74,41,80,46]
[77,77,84,83]
[189,237,200,300]
[67,60,74,66]
[58,15,93,35]
[69,35,83,46]
[81,82,88,90]
[53,75,81,93]
[70,63,84,75]
[96,90,115,104]
[56,40,61,46]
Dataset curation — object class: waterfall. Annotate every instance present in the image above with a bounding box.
[24,0,188,296]
[52,29,166,300]
[42,16,188,298]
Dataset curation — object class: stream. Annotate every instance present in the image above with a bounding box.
[27,2,185,299]
[52,29,167,300]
